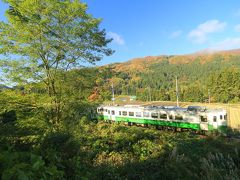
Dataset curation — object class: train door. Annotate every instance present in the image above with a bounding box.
[200,115,208,131]
[110,109,116,121]
[212,115,218,129]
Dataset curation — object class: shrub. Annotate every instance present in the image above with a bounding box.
[0,151,63,179]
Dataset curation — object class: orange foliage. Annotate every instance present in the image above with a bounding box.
[102,48,240,73]
[112,56,166,73]
[88,88,99,102]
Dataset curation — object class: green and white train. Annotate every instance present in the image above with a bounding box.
[97,105,228,132]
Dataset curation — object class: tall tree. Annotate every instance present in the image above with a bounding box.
[208,68,240,103]
[0,0,113,128]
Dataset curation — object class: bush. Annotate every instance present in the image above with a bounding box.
[0,150,63,180]
[200,151,240,179]
[0,110,17,124]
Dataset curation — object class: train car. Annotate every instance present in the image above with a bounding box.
[97,105,228,132]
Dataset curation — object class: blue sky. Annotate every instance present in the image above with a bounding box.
[1,0,240,65]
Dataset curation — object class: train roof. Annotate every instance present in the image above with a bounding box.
[99,104,226,113]
[99,104,187,112]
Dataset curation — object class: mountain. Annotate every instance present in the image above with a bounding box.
[99,49,240,103]
[109,48,240,72]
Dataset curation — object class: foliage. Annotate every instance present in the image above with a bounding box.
[208,68,240,103]
[1,94,240,179]
[103,53,240,103]
[0,1,240,179]
[0,150,63,180]
[0,0,113,128]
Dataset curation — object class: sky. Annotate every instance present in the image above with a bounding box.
[1,0,240,65]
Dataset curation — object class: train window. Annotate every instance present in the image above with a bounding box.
[105,109,108,112]
[111,110,115,115]
[220,115,223,120]
[122,111,127,116]
[160,113,167,119]
[175,115,183,120]
[151,113,158,119]
[224,115,227,120]
[143,112,150,117]
[136,112,142,117]
[169,115,173,120]
[119,111,122,115]
[213,116,217,122]
[200,116,207,122]
[129,112,134,116]
[108,110,110,114]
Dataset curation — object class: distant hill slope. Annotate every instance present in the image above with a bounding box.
[110,48,240,72]
[100,49,240,103]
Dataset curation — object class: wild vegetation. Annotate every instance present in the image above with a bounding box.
[0,0,240,179]
[1,100,240,179]
[1,65,240,179]
[107,53,240,103]
[0,0,113,130]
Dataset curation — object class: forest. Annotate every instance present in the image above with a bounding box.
[107,53,240,103]
[0,0,240,179]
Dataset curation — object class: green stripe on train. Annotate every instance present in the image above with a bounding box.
[208,124,214,131]
[115,116,201,130]
[97,115,104,120]
[97,115,109,120]
[98,115,227,132]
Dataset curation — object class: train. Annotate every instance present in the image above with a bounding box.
[97,104,228,132]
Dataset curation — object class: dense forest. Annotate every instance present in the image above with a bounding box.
[0,0,240,179]
[106,52,240,103]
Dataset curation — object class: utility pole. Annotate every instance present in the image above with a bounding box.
[176,76,179,107]
[112,82,115,105]
[146,87,148,102]
[208,89,211,104]
[148,86,151,102]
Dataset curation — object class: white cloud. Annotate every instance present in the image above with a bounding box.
[208,37,240,51]
[188,20,227,44]
[235,24,240,32]
[107,31,125,45]
[169,30,182,39]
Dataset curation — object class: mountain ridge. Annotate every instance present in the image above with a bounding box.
[97,48,240,103]
[107,48,240,72]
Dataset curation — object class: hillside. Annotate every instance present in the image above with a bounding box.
[101,49,240,103]
[110,49,240,72]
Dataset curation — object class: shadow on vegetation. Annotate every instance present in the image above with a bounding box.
[0,110,42,151]
[1,117,240,179]
[88,125,240,180]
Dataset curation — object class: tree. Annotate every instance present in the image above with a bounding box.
[0,0,113,128]
[208,68,240,103]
